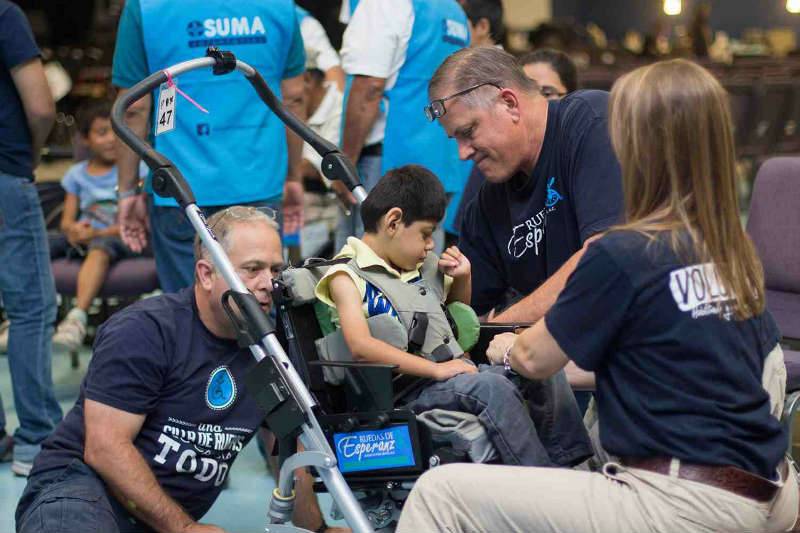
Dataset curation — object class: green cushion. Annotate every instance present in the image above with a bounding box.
[447,301,480,352]
[313,300,336,337]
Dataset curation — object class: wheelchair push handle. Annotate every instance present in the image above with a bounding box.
[110,48,367,206]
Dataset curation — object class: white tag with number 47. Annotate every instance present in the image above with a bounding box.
[155,82,176,136]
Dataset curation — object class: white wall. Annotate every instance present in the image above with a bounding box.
[503,0,552,30]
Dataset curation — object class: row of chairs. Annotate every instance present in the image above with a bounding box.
[579,62,800,159]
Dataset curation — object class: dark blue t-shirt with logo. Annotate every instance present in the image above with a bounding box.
[546,230,786,479]
[460,90,623,315]
[0,0,40,179]
[31,288,265,519]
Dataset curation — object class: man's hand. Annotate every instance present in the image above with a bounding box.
[486,332,518,365]
[434,359,478,381]
[331,180,357,207]
[119,194,149,252]
[282,180,305,236]
[438,245,470,279]
[181,523,227,533]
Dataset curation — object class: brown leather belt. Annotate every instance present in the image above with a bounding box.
[620,456,785,502]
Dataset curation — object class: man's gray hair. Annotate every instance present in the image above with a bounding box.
[428,47,539,109]
[194,205,279,263]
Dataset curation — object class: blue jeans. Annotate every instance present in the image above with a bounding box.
[0,174,61,460]
[334,154,383,252]
[16,459,153,533]
[148,197,282,293]
[406,365,592,467]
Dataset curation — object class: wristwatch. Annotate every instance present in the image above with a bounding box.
[116,179,144,201]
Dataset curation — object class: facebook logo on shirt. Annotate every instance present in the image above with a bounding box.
[442,18,468,46]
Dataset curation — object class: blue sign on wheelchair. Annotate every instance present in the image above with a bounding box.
[333,425,416,473]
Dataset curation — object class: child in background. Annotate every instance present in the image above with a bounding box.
[51,100,146,352]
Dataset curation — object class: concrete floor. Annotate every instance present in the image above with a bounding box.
[0,347,344,532]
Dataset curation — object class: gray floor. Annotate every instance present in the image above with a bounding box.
[0,347,342,532]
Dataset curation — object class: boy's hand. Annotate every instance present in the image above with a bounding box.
[434,359,478,381]
[67,220,94,245]
[438,246,471,279]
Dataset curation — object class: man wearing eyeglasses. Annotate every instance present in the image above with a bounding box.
[426,46,623,327]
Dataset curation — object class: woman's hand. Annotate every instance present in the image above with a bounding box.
[486,332,518,365]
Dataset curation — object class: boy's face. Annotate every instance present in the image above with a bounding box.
[388,219,437,271]
[84,117,117,166]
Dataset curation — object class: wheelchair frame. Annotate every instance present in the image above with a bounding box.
[111,48,372,533]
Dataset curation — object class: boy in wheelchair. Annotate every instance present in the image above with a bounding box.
[310,165,589,468]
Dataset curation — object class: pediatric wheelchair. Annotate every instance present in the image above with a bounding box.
[270,259,527,530]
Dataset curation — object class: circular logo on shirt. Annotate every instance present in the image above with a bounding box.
[206,366,237,410]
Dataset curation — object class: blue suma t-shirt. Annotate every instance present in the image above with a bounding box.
[545,230,786,478]
[459,90,624,315]
[0,1,40,179]
[31,288,265,519]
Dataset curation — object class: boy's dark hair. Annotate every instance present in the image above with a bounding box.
[76,99,113,137]
[460,0,505,44]
[361,165,446,233]
[519,48,578,94]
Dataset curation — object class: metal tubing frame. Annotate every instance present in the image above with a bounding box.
[112,54,374,533]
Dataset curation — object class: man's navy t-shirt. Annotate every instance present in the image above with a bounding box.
[460,90,623,315]
[0,0,39,179]
[31,289,265,519]
[546,230,786,478]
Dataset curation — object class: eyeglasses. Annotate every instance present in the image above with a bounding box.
[539,85,567,99]
[424,82,502,122]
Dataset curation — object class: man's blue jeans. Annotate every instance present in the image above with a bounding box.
[0,174,61,461]
[148,197,282,293]
[406,365,592,467]
[16,459,152,533]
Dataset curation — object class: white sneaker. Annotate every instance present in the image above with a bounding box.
[52,317,86,352]
[0,320,8,353]
[11,458,32,477]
